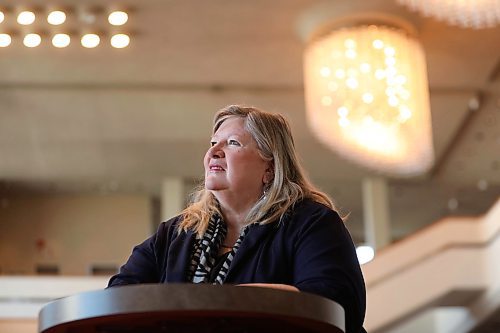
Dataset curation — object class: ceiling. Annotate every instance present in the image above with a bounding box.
[0,0,499,242]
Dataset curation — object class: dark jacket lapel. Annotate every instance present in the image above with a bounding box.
[225,222,278,281]
[165,230,196,282]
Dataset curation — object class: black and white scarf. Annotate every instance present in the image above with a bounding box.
[187,213,249,284]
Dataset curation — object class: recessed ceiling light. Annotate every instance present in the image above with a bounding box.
[47,11,66,25]
[0,11,4,24]
[18,11,36,25]
[52,33,70,48]
[81,33,100,48]
[23,33,41,47]
[110,33,129,48]
[108,11,128,26]
[0,33,11,47]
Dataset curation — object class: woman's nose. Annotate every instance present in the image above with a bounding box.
[208,143,224,158]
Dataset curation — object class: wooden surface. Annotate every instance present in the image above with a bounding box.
[38,284,345,333]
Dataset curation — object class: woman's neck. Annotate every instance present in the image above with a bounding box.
[214,193,256,229]
[219,203,250,229]
[219,206,248,250]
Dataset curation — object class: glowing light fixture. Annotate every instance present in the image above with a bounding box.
[23,33,41,47]
[81,33,100,48]
[47,10,66,25]
[0,33,11,47]
[397,0,500,29]
[5,6,135,50]
[356,245,375,265]
[304,23,434,176]
[18,11,36,25]
[110,33,129,48]
[108,11,128,26]
[52,33,70,48]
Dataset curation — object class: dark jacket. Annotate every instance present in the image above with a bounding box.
[109,199,367,333]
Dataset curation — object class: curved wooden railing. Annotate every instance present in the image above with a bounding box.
[363,198,500,331]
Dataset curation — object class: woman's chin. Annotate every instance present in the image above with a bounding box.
[204,182,227,192]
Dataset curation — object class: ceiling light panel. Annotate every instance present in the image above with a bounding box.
[0,5,133,49]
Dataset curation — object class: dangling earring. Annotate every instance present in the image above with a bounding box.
[262,184,269,201]
[262,168,273,201]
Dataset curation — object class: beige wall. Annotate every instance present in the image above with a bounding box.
[0,320,36,333]
[0,194,152,275]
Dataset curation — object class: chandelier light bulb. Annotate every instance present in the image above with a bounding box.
[52,33,70,48]
[108,11,128,26]
[362,93,374,104]
[110,33,130,48]
[0,11,4,24]
[47,11,67,25]
[81,33,100,48]
[18,11,36,25]
[0,33,11,47]
[23,33,41,47]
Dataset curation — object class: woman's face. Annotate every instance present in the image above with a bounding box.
[204,117,271,204]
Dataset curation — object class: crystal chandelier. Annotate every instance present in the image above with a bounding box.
[397,0,500,29]
[303,24,434,176]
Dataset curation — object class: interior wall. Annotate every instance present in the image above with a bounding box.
[0,194,152,275]
[0,320,37,333]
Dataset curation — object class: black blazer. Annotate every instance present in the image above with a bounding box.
[109,199,367,333]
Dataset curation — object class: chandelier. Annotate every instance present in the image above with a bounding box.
[397,0,500,29]
[303,24,434,176]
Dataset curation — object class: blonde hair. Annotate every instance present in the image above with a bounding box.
[180,105,334,237]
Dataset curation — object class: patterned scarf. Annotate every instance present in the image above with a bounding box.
[187,213,249,284]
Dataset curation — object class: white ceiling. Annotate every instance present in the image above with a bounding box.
[0,0,499,242]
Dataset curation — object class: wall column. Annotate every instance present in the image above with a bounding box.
[362,177,391,250]
[161,177,185,221]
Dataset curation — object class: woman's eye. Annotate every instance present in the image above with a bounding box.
[228,139,240,146]
[210,141,217,147]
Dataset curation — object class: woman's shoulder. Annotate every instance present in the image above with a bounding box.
[158,214,184,229]
[279,198,345,235]
[283,199,351,246]
[290,198,341,221]
[154,214,186,242]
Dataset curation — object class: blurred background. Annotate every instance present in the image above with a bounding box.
[0,0,499,332]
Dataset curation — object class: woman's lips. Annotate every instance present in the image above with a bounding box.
[209,165,225,171]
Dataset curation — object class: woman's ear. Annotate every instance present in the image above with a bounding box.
[263,166,274,184]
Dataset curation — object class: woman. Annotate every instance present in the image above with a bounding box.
[108,105,367,333]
